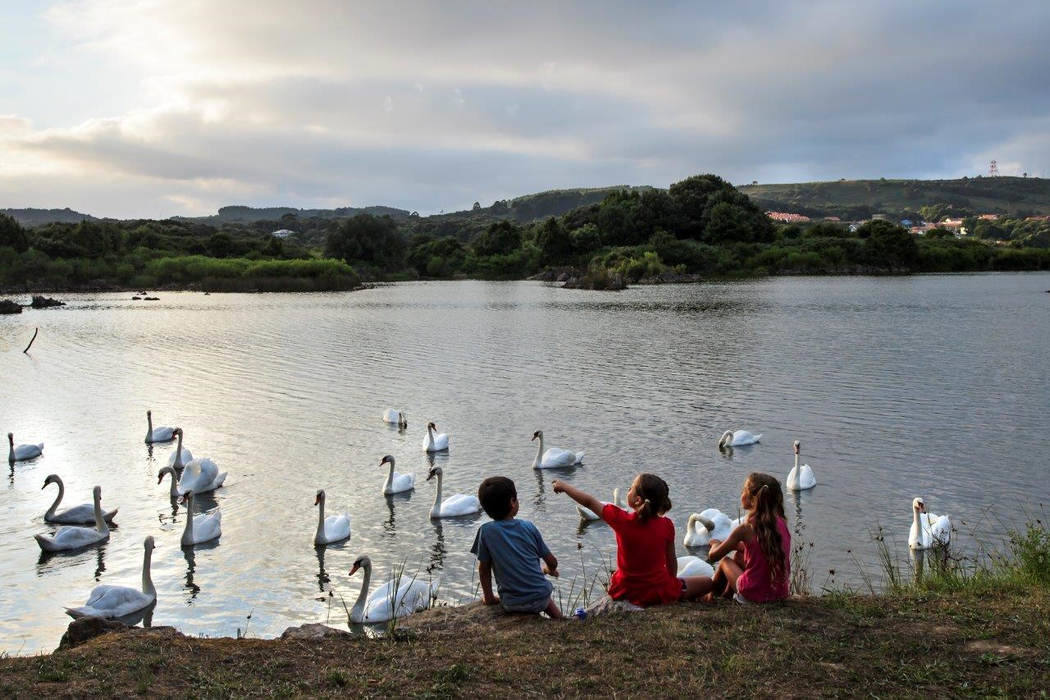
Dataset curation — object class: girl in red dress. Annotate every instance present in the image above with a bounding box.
[553,473,713,606]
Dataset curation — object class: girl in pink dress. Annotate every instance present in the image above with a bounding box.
[705,472,791,603]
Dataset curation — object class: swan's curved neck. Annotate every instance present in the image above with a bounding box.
[94,490,108,534]
[183,494,194,542]
[44,479,64,520]
[147,413,153,435]
[687,513,699,533]
[173,431,184,468]
[431,472,443,517]
[385,460,396,491]
[142,546,155,597]
[425,424,435,449]
[161,468,179,499]
[351,561,372,622]
[316,496,326,539]
[533,435,544,467]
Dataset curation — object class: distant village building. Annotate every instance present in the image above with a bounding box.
[978,214,999,221]
[939,218,968,236]
[766,211,811,223]
[823,216,841,222]
[270,229,294,238]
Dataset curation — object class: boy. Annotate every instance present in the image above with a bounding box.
[470,476,563,618]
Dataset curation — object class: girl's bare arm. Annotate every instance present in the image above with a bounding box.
[708,522,752,562]
[551,480,603,517]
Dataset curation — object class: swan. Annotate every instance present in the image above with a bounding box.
[42,474,118,525]
[718,430,761,448]
[144,410,175,444]
[157,462,227,499]
[786,440,816,491]
[531,430,584,469]
[347,555,439,624]
[426,466,480,518]
[34,486,110,552]
[314,489,351,545]
[178,490,222,546]
[166,427,193,470]
[677,555,715,578]
[577,488,625,521]
[8,432,43,463]
[422,422,450,452]
[382,409,408,430]
[66,536,157,619]
[379,454,415,495]
[683,509,734,547]
[908,497,951,550]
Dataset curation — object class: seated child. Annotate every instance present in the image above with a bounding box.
[470,476,562,618]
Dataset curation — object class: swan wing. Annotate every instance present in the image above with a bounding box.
[150,426,175,442]
[323,514,351,542]
[390,471,415,493]
[540,448,582,468]
[677,556,714,578]
[193,511,223,543]
[67,585,153,619]
[47,503,95,524]
[13,443,44,460]
[167,448,193,468]
[440,494,480,516]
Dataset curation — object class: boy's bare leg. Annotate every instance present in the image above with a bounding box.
[544,597,563,619]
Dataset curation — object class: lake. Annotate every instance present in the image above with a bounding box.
[2,273,1048,653]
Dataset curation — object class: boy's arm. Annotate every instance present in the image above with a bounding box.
[541,552,559,578]
[478,561,498,605]
[551,480,603,517]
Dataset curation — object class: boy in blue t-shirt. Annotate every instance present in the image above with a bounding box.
[470,476,563,618]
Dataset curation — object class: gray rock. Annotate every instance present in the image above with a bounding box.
[280,623,352,640]
[58,617,129,650]
[0,299,21,314]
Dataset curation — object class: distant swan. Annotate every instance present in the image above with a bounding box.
[144,410,175,444]
[178,490,222,547]
[42,474,118,525]
[382,409,408,430]
[314,489,351,545]
[786,440,816,491]
[426,466,480,518]
[578,488,625,521]
[422,422,449,452]
[34,485,110,552]
[66,536,156,619]
[683,509,734,547]
[347,555,438,624]
[677,555,714,578]
[531,430,584,469]
[718,430,761,448]
[380,454,415,495]
[166,427,193,470]
[8,432,43,463]
[908,497,951,550]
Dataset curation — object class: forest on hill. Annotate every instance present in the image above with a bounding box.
[1,175,1048,293]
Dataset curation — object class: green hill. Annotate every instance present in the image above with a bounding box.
[2,207,98,228]
[739,176,1050,220]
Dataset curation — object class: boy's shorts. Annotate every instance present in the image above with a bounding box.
[501,594,552,614]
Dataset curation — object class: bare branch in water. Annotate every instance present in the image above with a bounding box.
[23,327,38,354]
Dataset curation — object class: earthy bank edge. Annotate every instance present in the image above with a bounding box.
[2,587,1047,697]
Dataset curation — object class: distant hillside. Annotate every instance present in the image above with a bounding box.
[3,208,98,228]
[173,204,413,225]
[739,176,1050,220]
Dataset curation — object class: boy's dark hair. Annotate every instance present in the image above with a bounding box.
[478,476,517,520]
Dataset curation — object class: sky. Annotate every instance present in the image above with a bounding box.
[1,0,1049,219]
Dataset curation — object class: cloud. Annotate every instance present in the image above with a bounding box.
[1,0,1048,216]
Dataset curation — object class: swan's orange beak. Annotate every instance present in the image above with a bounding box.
[314,495,320,506]
[349,564,360,576]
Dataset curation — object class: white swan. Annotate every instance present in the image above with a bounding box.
[314,489,351,545]
[577,488,625,521]
[145,410,175,444]
[718,430,761,448]
[786,440,816,491]
[426,466,480,518]
[908,497,951,550]
[531,430,584,469]
[382,409,408,430]
[422,422,450,452]
[66,536,157,619]
[677,555,715,578]
[683,509,734,547]
[178,490,222,546]
[42,474,118,525]
[34,485,110,552]
[8,432,43,463]
[166,427,193,470]
[379,454,415,495]
[347,555,439,624]
[157,462,227,499]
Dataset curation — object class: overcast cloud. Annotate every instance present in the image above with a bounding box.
[1,0,1048,218]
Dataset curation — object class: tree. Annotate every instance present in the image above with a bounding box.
[472,221,522,257]
[207,232,234,258]
[325,214,406,270]
[472,201,481,211]
[0,213,29,252]
[533,217,572,265]
[857,220,918,270]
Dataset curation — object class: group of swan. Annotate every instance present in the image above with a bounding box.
[8,432,43,463]
[718,430,818,492]
[35,485,112,552]
[156,429,226,496]
[531,430,584,469]
[43,474,118,525]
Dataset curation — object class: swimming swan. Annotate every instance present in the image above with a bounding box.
[677,555,715,578]
[379,454,415,495]
[908,497,951,550]
[683,509,734,547]
[34,485,110,552]
[422,422,449,452]
[157,462,226,499]
[66,536,156,619]
[166,428,193,470]
[145,410,175,444]
[718,430,761,448]
[786,440,816,491]
[8,432,43,463]
[382,409,408,430]
[426,466,480,518]
[314,489,351,545]
[178,490,222,547]
[347,554,438,624]
[531,430,584,469]
[42,474,118,525]
[577,488,625,521]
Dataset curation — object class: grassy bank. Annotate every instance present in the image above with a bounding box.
[0,584,1047,697]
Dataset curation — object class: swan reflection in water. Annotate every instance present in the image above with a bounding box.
[114,600,156,628]
[183,547,201,600]
[429,520,446,571]
[315,546,330,592]
[382,490,413,538]
[37,541,109,581]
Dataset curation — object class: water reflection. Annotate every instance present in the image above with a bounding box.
[382,491,413,538]
[315,546,329,592]
[36,541,109,580]
[183,547,201,600]
[429,520,446,570]
[114,600,155,628]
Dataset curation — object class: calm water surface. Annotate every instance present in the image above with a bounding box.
[1,274,1048,652]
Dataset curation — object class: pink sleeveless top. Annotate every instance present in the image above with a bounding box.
[736,516,791,603]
